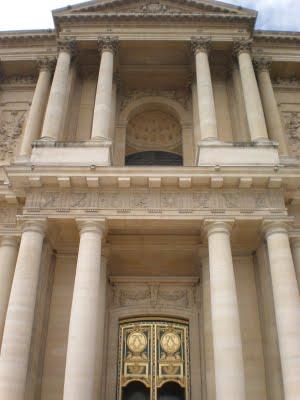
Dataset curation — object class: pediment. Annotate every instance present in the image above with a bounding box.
[53,0,257,18]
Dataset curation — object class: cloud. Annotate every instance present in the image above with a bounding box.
[228,0,300,30]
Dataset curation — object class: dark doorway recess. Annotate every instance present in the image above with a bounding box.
[125,151,183,166]
[122,381,150,400]
[157,382,185,400]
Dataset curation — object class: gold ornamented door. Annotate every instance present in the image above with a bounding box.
[118,318,190,400]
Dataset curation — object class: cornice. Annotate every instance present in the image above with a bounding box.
[254,30,300,43]
[0,29,56,43]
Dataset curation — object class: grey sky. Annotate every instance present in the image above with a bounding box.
[0,0,299,32]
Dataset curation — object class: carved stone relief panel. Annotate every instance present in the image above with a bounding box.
[24,189,286,217]
[0,204,18,226]
[0,109,27,160]
[282,111,300,159]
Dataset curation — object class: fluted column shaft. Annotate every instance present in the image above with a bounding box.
[192,38,218,141]
[19,58,53,157]
[63,220,107,400]
[205,221,246,400]
[0,236,19,346]
[255,58,289,155]
[41,40,75,140]
[235,41,269,141]
[91,37,118,140]
[264,222,300,400]
[0,220,46,400]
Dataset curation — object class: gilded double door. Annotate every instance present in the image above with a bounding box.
[118,318,190,400]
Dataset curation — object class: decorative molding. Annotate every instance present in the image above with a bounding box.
[57,38,76,54]
[253,57,272,72]
[272,77,300,89]
[0,204,18,226]
[191,37,212,54]
[0,110,27,160]
[282,111,300,159]
[0,75,36,85]
[24,189,286,216]
[36,57,56,72]
[233,39,253,56]
[98,36,119,55]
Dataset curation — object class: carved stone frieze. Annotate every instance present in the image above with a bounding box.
[282,111,300,159]
[0,75,36,85]
[272,77,300,88]
[0,110,26,160]
[120,89,191,111]
[24,189,286,216]
[111,282,198,309]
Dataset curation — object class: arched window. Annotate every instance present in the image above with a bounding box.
[125,109,183,166]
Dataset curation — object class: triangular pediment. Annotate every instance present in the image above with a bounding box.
[53,0,257,18]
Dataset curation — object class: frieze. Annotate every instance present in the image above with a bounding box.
[24,189,286,216]
[0,204,18,226]
[272,77,300,88]
[0,110,27,160]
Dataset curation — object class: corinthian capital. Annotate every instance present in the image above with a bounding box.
[191,37,212,55]
[233,39,253,56]
[57,38,76,54]
[98,36,119,55]
[253,57,272,73]
[36,57,56,72]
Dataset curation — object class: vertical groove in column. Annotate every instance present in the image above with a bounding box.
[63,220,107,400]
[205,220,246,400]
[264,222,300,400]
[0,220,46,400]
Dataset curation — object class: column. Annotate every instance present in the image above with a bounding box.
[204,220,246,400]
[191,37,218,141]
[255,58,289,155]
[110,73,119,142]
[0,236,19,345]
[231,60,249,141]
[291,237,300,290]
[19,58,53,157]
[234,40,269,141]
[264,221,300,400]
[91,36,118,140]
[63,220,107,400]
[0,220,46,400]
[191,79,201,148]
[41,39,75,140]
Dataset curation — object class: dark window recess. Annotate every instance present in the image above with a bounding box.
[122,381,150,400]
[125,151,183,166]
[157,382,185,400]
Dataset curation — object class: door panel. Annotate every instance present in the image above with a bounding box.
[117,319,190,400]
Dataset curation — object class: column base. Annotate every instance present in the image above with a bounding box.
[30,140,112,166]
[197,140,280,166]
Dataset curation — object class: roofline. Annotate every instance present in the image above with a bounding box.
[0,29,55,36]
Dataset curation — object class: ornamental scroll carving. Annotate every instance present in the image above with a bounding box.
[0,110,26,160]
[25,189,285,215]
[282,111,300,159]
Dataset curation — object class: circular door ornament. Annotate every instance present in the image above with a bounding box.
[127,331,148,354]
[160,331,181,354]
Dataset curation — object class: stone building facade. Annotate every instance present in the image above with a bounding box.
[0,1,299,399]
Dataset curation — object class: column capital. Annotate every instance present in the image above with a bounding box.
[233,39,253,57]
[21,219,47,235]
[290,236,300,248]
[76,218,107,237]
[57,38,77,55]
[36,57,56,73]
[0,235,19,248]
[262,219,292,238]
[98,36,119,55]
[203,219,234,237]
[191,36,212,55]
[254,57,272,73]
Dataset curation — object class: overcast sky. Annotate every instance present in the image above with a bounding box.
[0,0,299,32]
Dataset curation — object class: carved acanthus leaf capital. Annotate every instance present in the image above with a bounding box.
[254,57,272,73]
[233,39,253,57]
[98,36,119,55]
[57,38,77,55]
[36,57,56,73]
[191,37,212,55]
